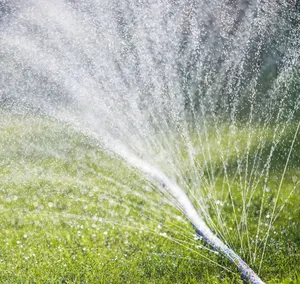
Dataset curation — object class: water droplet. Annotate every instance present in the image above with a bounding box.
[194,234,201,240]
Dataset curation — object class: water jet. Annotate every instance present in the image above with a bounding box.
[0,0,299,282]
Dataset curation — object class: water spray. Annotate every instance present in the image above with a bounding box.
[156,174,264,284]
[121,152,265,283]
[1,0,299,281]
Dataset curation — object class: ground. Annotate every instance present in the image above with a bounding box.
[0,115,300,283]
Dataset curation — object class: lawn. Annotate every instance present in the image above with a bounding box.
[0,114,300,283]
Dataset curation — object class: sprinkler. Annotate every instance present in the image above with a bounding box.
[124,153,265,283]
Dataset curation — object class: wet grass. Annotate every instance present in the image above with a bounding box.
[0,115,300,283]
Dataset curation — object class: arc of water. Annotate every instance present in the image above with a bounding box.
[118,148,265,284]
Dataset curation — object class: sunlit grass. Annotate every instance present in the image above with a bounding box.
[0,115,299,283]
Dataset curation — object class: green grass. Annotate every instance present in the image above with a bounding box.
[0,114,300,283]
